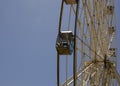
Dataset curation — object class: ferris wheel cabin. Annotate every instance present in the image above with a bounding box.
[108,26,115,35]
[109,48,116,57]
[106,5,114,15]
[56,31,74,55]
[64,0,78,4]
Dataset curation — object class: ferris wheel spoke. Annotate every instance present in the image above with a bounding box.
[61,63,93,86]
[71,3,96,61]
[76,35,103,60]
[94,0,108,58]
[83,0,103,61]
[71,4,92,42]
[76,47,93,60]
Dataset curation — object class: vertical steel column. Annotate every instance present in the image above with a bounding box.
[73,1,79,86]
[57,0,64,86]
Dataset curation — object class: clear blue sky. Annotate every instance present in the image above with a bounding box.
[0,0,119,86]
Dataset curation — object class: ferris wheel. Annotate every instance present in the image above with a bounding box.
[56,0,120,86]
